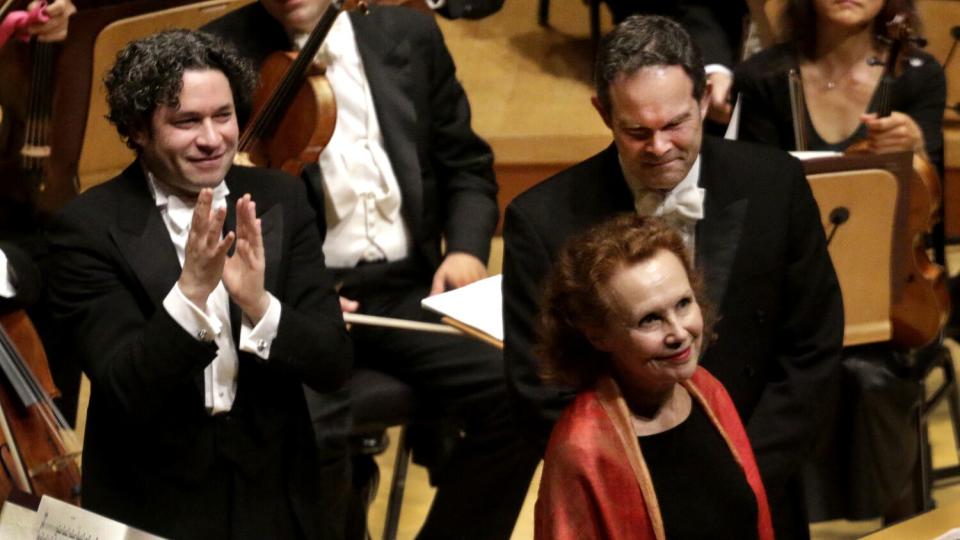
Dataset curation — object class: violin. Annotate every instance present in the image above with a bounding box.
[0,309,82,504]
[239,0,369,177]
[846,14,949,348]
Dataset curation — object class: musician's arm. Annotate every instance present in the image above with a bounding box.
[424,14,498,276]
[732,53,790,149]
[901,58,946,174]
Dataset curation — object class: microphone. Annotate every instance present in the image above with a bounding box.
[952,26,960,40]
[829,207,850,226]
[826,207,850,246]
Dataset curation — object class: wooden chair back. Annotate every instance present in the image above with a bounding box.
[807,169,900,346]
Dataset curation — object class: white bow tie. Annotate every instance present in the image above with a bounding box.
[163,189,229,234]
[659,186,705,221]
[634,186,705,221]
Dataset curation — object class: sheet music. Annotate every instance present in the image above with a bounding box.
[32,496,165,540]
[790,150,843,160]
[421,275,503,342]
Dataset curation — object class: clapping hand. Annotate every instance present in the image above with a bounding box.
[178,190,270,323]
[222,194,270,323]
[178,188,234,310]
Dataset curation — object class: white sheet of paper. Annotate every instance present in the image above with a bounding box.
[421,274,503,342]
[790,150,844,160]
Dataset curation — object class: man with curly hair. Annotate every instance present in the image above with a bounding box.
[44,29,352,539]
[203,2,540,539]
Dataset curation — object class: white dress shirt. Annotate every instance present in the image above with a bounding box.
[299,15,412,268]
[146,171,282,414]
[621,155,704,256]
[0,249,14,299]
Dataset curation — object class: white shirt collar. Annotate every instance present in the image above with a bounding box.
[144,166,230,234]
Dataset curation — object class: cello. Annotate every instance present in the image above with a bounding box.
[0,309,82,504]
[846,14,950,349]
[239,0,368,177]
[0,0,77,222]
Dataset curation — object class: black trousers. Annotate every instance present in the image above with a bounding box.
[307,259,539,540]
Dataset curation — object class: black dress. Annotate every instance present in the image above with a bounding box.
[733,44,946,173]
[640,400,759,539]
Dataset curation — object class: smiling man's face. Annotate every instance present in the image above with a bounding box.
[133,68,238,196]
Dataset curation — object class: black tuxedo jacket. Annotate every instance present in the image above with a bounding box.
[46,164,352,539]
[503,136,844,493]
[204,4,498,275]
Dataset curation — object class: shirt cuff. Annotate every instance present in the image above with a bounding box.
[0,250,14,299]
[163,284,223,342]
[239,294,281,360]
[705,63,733,77]
[425,0,446,9]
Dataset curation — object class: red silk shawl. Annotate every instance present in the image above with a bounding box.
[535,367,775,540]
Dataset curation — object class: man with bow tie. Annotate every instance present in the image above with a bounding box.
[503,15,843,540]
[45,30,352,539]
[204,2,539,539]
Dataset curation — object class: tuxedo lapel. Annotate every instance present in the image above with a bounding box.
[695,138,748,309]
[108,165,182,309]
[350,12,422,235]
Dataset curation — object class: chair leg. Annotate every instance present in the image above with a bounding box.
[538,0,549,27]
[383,426,410,540]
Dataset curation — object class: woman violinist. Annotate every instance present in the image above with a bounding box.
[733,0,945,173]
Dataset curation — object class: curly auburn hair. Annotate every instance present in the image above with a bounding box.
[535,214,710,390]
[104,29,257,151]
[783,0,921,59]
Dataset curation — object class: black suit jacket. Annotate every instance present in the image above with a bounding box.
[503,136,844,493]
[46,164,352,539]
[204,5,498,276]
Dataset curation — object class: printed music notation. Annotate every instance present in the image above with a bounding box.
[31,495,165,540]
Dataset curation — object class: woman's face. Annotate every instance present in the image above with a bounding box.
[589,250,704,395]
[813,0,885,29]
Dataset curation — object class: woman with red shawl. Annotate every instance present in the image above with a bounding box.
[535,214,775,540]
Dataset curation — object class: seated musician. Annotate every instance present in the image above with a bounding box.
[734,0,953,520]
[535,214,774,540]
[733,0,945,171]
[44,29,352,539]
